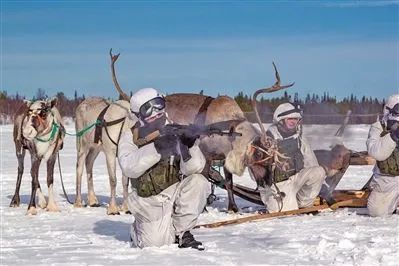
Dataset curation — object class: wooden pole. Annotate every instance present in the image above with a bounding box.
[195,198,368,229]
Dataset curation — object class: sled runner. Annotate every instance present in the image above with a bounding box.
[195,197,368,229]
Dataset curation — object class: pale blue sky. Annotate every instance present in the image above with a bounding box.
[1,1,398,100]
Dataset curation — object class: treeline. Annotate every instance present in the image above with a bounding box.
[0,89,385,125]
[235,91,384,124]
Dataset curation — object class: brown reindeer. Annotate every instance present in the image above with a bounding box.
[10,98,65,215]
[240,86,352,205]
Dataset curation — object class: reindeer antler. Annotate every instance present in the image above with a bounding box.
[249,63,295,171]
[109,48,130,101]
[252,62,295,140]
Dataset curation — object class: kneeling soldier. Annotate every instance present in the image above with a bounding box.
[258,103,327,212]
[118,88,210,250]
[367,94,399,217]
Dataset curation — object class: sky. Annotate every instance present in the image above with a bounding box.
[1,0,398,100]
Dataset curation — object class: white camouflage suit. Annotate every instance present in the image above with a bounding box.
[118,128,210,248]
[118,88,210,248]
[366,94,399,217]
[258,103,326,212]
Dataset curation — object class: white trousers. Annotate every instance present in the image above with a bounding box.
[259,166,326,213]
[367,174,399,217]
[127,174,210,248]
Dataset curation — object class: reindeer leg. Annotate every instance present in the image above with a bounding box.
[121,175,130,214]
[27,157,41,215]
[105,152,119,215]
[85,148,100,207]
[10,143,25,207]
[36,182,47,209]
[74,148,88,207]
[46,153,60,212]
[224,167,239,213]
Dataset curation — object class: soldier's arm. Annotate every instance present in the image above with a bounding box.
[117,131,161,179]
[301,136,320,168]
[179,140,206,176]
[367,122,396,161]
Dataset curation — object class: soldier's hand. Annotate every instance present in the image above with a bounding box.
[179,134,198,148]
[154,134,179,158]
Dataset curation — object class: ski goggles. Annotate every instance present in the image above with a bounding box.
[137,97,166,119]
[387,103,399,121]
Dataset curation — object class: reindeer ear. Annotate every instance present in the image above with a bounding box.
[47,97,58,108]
[23,99,32,107]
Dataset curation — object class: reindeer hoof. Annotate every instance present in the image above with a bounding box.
[107,205,120,215]
[87,195,99,207]
[38,200,47,209]
[9,197,20,207]
[74,201,85,208]
[46,203,60,212]
[26,206,37,215]
[119,202,130,213]
[228,205,239,213]
[107,210,120,215]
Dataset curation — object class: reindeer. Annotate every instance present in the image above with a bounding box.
[9,98,65,215]
[236,87,352,205]
[74,97,136,214]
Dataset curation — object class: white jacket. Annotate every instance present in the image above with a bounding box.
[367,121,398,192]
[118,125,206,179]
[267,124,319,168]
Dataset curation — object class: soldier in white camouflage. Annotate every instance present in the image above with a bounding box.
[258,102,327,212]
[118,88,209,250]
[367,94,399,217]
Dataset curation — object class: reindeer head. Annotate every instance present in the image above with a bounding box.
[246,63,294,188]
[22,98,58,141]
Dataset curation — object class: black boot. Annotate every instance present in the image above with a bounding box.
[178,231,204,251]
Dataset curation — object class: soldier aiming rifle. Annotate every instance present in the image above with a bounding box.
[366,94,399,217]
[118,88,241,251]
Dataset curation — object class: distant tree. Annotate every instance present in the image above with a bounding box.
[0,90,7,100]
[34,88,47,100]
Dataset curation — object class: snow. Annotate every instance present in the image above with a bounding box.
[1,124,398,266]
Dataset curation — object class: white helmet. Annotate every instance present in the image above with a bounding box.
[130,88,166,119]
[273,102,302,124]
[383,94,399,122]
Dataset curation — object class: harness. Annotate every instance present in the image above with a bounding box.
[94,104,126,146]
[376,122,399,176]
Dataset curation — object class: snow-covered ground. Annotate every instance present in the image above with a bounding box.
[1,124,398,266]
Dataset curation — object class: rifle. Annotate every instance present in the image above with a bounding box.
[137,121,242,162]
[163,123,242,162]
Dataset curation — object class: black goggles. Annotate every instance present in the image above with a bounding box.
[387,103,399,117]
[137,97,166,118]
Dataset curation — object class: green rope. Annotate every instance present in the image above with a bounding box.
[63,119,102,137]
[35,119,101,142]
[35,122,60,142]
